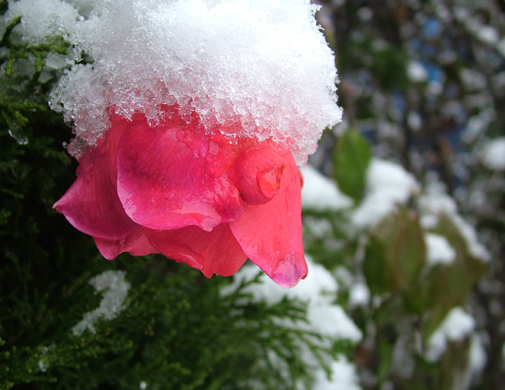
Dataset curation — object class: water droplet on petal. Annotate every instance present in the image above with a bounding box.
[257,166,285,199]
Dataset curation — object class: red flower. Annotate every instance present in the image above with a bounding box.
[54,110,308,287]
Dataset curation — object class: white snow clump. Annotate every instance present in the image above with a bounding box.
[352,158,419,227]
[222,256,362,388]
[348,282,371,308]
[419,180,490,262]
[425,233,456,266]
[6,0,79,44]
[221,256,362,343]
[4,0,342,163]
[301,165,354,211]
[481,137,505,171]
[407,60,428,83]
[313,354,362,390]
[72,270,131,336]
[425,307,476,362]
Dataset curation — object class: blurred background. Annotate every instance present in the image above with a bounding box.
[305,0,505,389]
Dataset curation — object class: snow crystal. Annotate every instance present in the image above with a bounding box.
[301,165,353,211]
[35,0,343,163]
[67,0,96,18]
[425,233,456,266]
[6,0,79,44]
[72,270,130,336]
[481,137,505,171]
[407,61,428,82]
[313,355,362,390]
[425,307,475,362]
[352,159,419,227]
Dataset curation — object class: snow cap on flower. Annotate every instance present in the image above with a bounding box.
[48,0,342,163]
[32,0,343,288]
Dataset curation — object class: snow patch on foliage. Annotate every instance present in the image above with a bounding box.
[419,180,490,262]
[461,108,495,143]
[72,270,130,336]
[301,165,353,211]
[313,354,362,390]
[37,344,55,373]
[481,137,505,171]
[352,159,419,227]
[6,0,79,44]
[222,256,362,342]
[222,256,362,388]
[425,307,475,362]
[469,334,487,374]
[460,68,487,91]
[407,61,428,82]
[425,233,456,266]
[348,282,371,308]
[3,0,343,163]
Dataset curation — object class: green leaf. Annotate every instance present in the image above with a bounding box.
[333,129,371,203]
[423,215,488,338]
[364,236,397,295]
[377,336,394,382]
[364,207,427,300]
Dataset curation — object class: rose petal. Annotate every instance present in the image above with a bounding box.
[230,152,307,288]
[144,224,247,277]
[116,117,244,231]
[53,143,137,240]
[230,147,287,205]
[94,227,160,260]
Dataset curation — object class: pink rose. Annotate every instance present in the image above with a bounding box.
[54,109,308,287]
